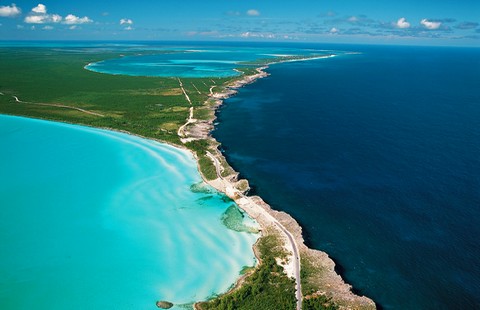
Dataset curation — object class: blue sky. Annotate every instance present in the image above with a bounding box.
[0,1,479,45]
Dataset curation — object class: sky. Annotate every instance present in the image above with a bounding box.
[0,1,479,46]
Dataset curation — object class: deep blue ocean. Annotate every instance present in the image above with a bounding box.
[214,44,480,309]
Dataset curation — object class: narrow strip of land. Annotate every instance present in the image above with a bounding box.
[206,151,303,310]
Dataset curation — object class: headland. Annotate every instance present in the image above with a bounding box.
[179,60,376,310]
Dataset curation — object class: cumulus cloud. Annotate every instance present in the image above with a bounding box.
[24,4,92,25]
[63,14,92,25]
[329,27,339,34]
[396,17,410,29]
[25,4,62,24]
[24,15,44,23]
[32,4,46,14]
[25,13,61,24]
[120,18,133,25]
[0,3,21,17]
[124,26,133,31]
[247,9,260,16]
[421,19,441,30]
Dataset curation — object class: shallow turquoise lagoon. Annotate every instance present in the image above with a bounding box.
[84,46,328,78]
[86,53,247,78]
[0,115,258,309]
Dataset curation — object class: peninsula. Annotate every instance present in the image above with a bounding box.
[0,44,375,309]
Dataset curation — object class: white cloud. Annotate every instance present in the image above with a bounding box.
[396,17,410,29]
[42,25,53,30]
[0,4,21,17]
[25,4,63,24]
[25,13,62,24]
[120,18,133,25]
[25,15,46,23]
[240,31,275,39]
[32,4,46,14]
[69,25,77,30]
[329,27,339,34]
[51,14,61,23]
[247,9,260,16]
[25,4,92,25]
[63,14,92,25]
[124,26,133,31]
[421,19,441,30]
[16,24,24,29]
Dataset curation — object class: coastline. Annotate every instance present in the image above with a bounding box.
[187,63,376,309]
[1,49,375,308]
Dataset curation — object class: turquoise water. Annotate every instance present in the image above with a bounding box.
[0,115,258,309]
[84,45,331,78]
[86,53,247,78]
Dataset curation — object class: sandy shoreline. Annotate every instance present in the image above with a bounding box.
[185,60,376,309]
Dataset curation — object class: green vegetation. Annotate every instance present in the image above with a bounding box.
[197,231,296,310]
[300,255,341,310]
[301,255,323,295]
[0,47,230,146]
[257,227,290,262]
[303,295,338,310]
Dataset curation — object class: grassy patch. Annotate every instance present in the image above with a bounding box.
[198,156,218,181]
[303,295,338,310]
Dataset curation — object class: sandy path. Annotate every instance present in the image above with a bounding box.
[191,83,201,94]
[209,86,216,96]
[177,78,192,105]
[177,79,197,143]
[10,95,105,117]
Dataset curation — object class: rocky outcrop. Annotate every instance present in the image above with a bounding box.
[156,300,173,309]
